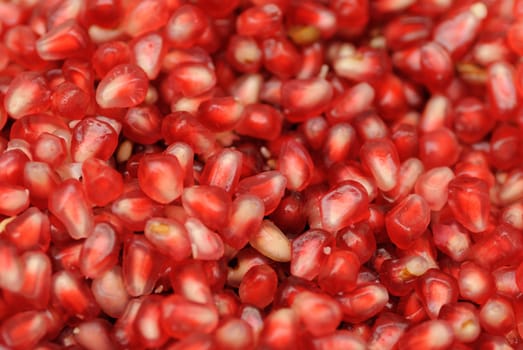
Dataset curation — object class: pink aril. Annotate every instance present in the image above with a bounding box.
[258,308,299,350]
[0,311,48,350]
[123,235,163,298]
[235,103,283,141]
[396,320,454,350]
[236,171,286,215]
[36,19,90,61]
[144,217,191,261]
[214,318,255,350]
[414,167,455,211]
[31,133,67,169]
[10,114,69,145]
[416,268,459,319]
[229,73,263,105]
[367,312,408,350]
[130,31,166,80]
[71,117,119,162]
[184,217,224,260]
[91,266,129,318]
[164,142,195,187]
[52,270,100,320]
[113,297,144,348]
[322,123,357,167]
[447,175,490,233]
[160,294,219,339]
[48,179,93,240]
[4,72,51,119]
[91,41,132,79]
[385,194,430,249]
[182,185,231,232]
[439,302,481,344]
[161,111,216,155]
[197,96,244,132]
[165,4,207,49]
[5,207,50,252]
[479,295,516,335]
[333,48,388,82]
[384,157,424,203]
[120,0,168,37]
[167,62,216,97]
[291,291,342,337]
[226,35,262,73]
[432,221,471,262]
[81,158,124,207]
[319,180,369,233]
[133,296,169,348]
[200,149,242,193]
[277,139,314,191]
[360,138,400,191]
[486,61,518,121]
[111,188,164,231]
[95,64,149,108]
[236,4,283,39]
[221,194,264,249]
[79,222,120,279]
[73,319,116,350]
[171,260,213,305]
[328,162,378,201]
[290,229,332,281]
[337,283,389,323]
[138,153,183,204]
[458,261,496,305]
[281,78,333,122]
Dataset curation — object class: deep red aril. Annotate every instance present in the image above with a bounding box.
[337,283,389,323]
[397,320,454,350]
[318,249,360,295]
[238,264,278,308]
[221,194,264,249]
[182,185,231,231]
[291,290,342,337]
[416,268,459,320]
[385,194,430,249]
[52,270,100,320]
[290,229,332,281]
[447,175,490,233]
[81,158,124,206]
[235,103,283,141]
[236,4,283,39]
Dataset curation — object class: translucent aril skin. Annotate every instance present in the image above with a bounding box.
[1,0,523,348]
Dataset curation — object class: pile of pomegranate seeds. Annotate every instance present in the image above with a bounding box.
[3,0,523,349]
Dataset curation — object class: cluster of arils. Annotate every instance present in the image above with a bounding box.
[1,0,523,349]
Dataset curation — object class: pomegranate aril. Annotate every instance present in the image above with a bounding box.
[235,103,283,141]
[238,264,278,308]
[214,317,254,350]
[71,117,118,163]
[48,179,93,240]
[236,171,286,215]
[318,249,360,295]
[144,217,191,261]
[397,320,454,350]
[164,142,195,187]
[133,296,169,348]
[221,194,264,249]
[291,290,342,337]
[0,240,24,293]
[290,229,332,281]
[5,207,50,252]
[447,175,490,233]
[52,270,100,320]
[4,72,51,119]
[367,312,408,350]
[259,308,299,350]
[0,311,48,350]
[262,37,301,79]
[277,139,314,191]
[79,222,119,279]
[480,294,516,336]
[432,221,471,262]
[415,167,455,211]
[168,62,217,97]
[416,268,459,319]
[91,266,129,318]
[200,148,242,193]
[182,185,231,232]
[123,235,162,297]
[73,318,116,350]
[439,302,481,344]
[95,64,148,108]
[121,0,169,37]
[236,4,283,39]
[281,78,333,122]
[385,194,430,249]
[380,255,430,297]
[360,138,400,191]
[184,217,224,260]
[36,19,89,61]
[91,41,132,79]
[197,96,244,132]
[161,111,216,155]
[337,283,389,323]
[138,153,183,204]
[130,31,166,81]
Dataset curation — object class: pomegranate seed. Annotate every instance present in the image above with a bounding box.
[134,296,169,348]
[439,302,481,343]
[447,175,490,233]
[292,290,342,337]
[79,222,119,279]
[91,41,132,79]
[184,217,224,260]
[238,264,278,308]
[320,180,369,233]
[52,270,100,320]
[131,31,166,81]
[161,111,216,155]
[416,268,459,319]
[249,220,291,262]
[197,96,244,132]
[236,171,286,215]
[380,255,430,296]
[138,153,183,204]
[479,295,516,335]
[95,64,148,108]
[36,20,89,61]
[236,4,283,39]
[123,235,162,297]
[182,185,231,232]
[73,319,116,350]
[281,78,333,122]
[385,194,430,249]
[144,217,191,261]
[214,318,254,350]
[337,283,389,323]
[91,266,129,318]
[367,312,408,350]
[121,0,168,37]
[259,308,299,349]
[290,229,332,280]
[161,294,218,338]
[4,72,51,119]
[48,179,93,240]
[221,194,264,249]
[262,37,301,79]
[0,311,48,349]
[397,320,454,350]
[432,221,471,262]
